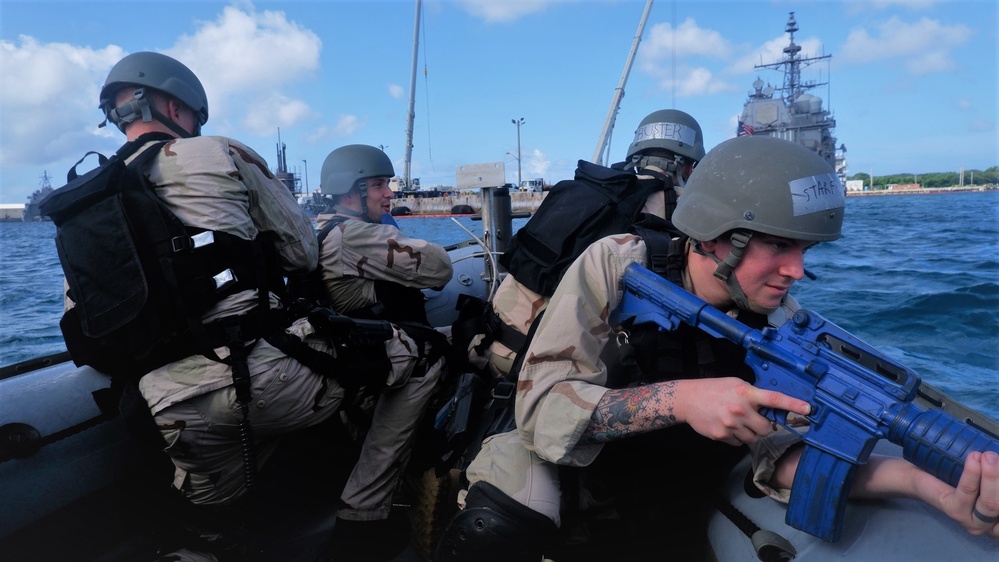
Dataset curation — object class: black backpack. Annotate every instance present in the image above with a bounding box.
[499,159,669,297]
[39,133,281,382]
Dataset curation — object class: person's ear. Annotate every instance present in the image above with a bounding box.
[168,98,185,120]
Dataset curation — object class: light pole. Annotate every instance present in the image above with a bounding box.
[506,152,520,188]
[302,159,309,192]
[511,117,524,186]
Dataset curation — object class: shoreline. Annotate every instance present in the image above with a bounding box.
[846,186,997,197]
[387,185,998,215]
[4,187,996,222]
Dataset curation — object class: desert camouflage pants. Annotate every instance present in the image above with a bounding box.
[152,334,442,521]
[464,430,562,526]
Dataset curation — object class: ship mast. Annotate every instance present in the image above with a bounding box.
[403,0,422,191]
[755,12,829,108]
[591,0,654,166]
[740,11,843,179]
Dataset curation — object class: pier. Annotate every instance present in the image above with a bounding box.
[390,190,546,216]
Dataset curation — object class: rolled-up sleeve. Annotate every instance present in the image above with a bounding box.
[515,234,648,466]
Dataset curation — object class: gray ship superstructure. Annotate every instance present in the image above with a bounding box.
[738,12,847,183]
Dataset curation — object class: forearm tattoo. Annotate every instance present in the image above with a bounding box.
[583,381,679,442]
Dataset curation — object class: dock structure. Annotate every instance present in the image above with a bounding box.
[390,190,545,216]
[0,203,27,221]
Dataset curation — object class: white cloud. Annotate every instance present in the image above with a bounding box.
[524,148,550,179]
[643,19,732,60]
[168,5,321,93]
[0,3,323,183]
[457,0,549,23]
[0,36,124,168]
[334,114,363,136]
[639,19,735,98]
[389,83,405,99]
[840,16,970,76]
[304,114,364,144]
[678,66,731,97]
[242,94,314,136]
[166,5,322,122]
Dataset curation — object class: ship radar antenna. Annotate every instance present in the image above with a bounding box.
[39,170,53,190]
[756,11,830,108]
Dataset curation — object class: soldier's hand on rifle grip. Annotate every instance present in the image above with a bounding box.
[676,377,810,447]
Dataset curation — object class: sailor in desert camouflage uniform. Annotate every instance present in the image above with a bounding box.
[316,144,453,560]
[439,109,707,559]
[438,136,999,562]
[95,53,420,562]
[476,110,703,382]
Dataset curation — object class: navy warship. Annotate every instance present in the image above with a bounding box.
[737,12,848,183]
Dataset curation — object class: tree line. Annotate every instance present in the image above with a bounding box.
[848,166,998,190]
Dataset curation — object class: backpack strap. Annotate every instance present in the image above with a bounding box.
[457,306,546,471]
[66,152,109,183]
[630,213,687,285]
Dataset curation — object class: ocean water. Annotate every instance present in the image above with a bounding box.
[2,192,997,418]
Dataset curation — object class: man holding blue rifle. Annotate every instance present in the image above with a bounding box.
[436,136,998,561]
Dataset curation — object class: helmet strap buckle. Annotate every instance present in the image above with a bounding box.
[102,87,196,139]
[712,230,753,282]
[103,87,154,133]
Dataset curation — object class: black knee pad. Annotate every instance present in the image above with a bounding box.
[434,481,558,562]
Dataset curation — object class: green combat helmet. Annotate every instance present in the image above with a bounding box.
[99,51,208,137]
[320,144,396,197]
[674,135,845,311]
[626,109,706,164]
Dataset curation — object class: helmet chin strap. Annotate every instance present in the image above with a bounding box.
[334,181,375,222]
[100,88,198,139]
[692,231,776,314]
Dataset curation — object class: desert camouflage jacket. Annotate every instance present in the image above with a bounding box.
[316,212,453,315]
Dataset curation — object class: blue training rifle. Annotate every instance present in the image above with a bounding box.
[610,262,999,542]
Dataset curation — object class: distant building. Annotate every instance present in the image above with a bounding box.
[0,203,27,221]
[846,180,865,192]
[390,177,421,192]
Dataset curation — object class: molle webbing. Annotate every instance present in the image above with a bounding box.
[41,132,291,381]
[629,212,686,285]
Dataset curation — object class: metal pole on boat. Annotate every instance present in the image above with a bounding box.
[480,184,512,290]
[591,0,654,166]
[404,0,421,191]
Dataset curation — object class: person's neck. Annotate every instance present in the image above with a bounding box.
[332,202,371,221]
[126,122,178,142]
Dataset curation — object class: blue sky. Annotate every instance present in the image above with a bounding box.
[1,0,996,204]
